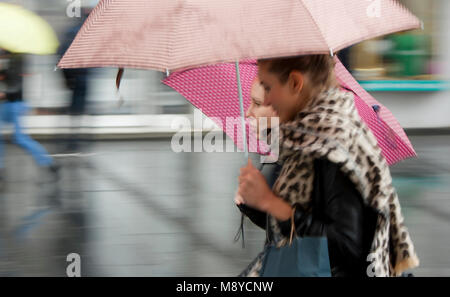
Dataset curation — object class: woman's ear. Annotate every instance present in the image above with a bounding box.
[288,71,304,95]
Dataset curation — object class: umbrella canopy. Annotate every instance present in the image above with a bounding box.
[58,0,420,72]
[163,60,269,154]
[0,3,59,55]
[334,57,414,149]
[163,57,416,165]
[57,0,420,158]
[334,57,417,165]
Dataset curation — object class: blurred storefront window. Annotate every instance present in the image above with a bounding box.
[341,0,446,91]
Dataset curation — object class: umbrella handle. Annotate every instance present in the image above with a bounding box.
[116,68,125,107]
[235,61,248,158]
[116,68,124,90]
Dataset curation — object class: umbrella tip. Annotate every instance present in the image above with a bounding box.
[166,68,170,77]
[329,48,334,57]
[420,20,424,30]
[53,65,58,71]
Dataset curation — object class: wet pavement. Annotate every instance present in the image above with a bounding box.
[0,134,449,276]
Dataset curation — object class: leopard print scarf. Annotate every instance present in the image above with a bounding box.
[241,87,419,277]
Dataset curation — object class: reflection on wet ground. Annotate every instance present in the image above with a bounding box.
[0,135,449,276]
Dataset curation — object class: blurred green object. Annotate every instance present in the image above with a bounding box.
[0,3,59,55]
[385,33,430,77]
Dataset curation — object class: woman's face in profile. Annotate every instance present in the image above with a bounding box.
[246,78,277,128]
[258,62,308,124]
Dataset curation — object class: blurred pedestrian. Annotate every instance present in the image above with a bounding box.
[58,7,91,152]
[0,51,59,183]
[237,54,419,277]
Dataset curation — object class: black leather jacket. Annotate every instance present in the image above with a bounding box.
[237,157,378,277]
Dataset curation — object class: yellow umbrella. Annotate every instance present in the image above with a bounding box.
[0,3,59,55]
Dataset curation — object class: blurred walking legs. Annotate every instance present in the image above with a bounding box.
[0,102,59,180]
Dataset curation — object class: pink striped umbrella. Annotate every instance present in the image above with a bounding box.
[334,57,415,149]
[163,58,416,165]
[57,0,420,157]
[58,0,420,72]
[334,56,417,165]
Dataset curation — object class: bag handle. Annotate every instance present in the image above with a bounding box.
[289,204,297,245]
[266,203,298,246]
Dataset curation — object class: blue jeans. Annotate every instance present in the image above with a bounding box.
[0,102,53,168]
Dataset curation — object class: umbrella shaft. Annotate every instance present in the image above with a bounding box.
[235,61,248,158]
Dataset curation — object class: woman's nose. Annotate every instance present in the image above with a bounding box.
[263,97,271,106]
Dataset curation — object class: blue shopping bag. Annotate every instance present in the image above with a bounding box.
[261,236,331,277]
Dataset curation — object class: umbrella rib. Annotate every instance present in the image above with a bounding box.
[297,0,333,55]
[167,1,181,73]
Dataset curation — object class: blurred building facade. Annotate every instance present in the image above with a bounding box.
[4,0,450,129]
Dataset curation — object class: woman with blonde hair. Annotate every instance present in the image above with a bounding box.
[237,54,419,277]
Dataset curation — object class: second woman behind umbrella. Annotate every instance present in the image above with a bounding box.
[234,77,281,235]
